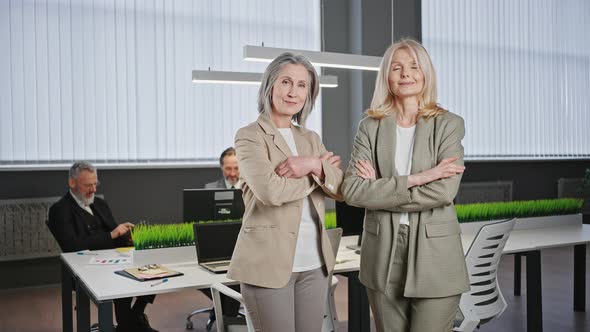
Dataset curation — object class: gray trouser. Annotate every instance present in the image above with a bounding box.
[367,225,460,332]
[240,267,328,332]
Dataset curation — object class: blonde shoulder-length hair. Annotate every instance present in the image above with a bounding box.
[257,53,319,127]
[367,38,447,120]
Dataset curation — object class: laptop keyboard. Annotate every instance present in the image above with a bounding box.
[205,261,230,268]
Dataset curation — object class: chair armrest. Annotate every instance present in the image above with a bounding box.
[211,283,244,304]
[330,275,339,287]
[211,283,255,332]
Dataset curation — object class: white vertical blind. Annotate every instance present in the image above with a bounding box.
[422,0,590,160]
[0,0,322,168]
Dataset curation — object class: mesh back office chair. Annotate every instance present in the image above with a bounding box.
[211,227,344,332]
[454,218,516,332]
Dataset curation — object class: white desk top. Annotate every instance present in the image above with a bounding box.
[63,224,590,302]
[62,240,364,301]
[62,252,235,301]
[461,224,590,254]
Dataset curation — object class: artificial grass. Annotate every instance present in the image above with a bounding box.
[455,198,584,223]
[325,210,337,229]
[132,213,338,250]
[132,222,195,250]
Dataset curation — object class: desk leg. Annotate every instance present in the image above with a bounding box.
[574,244,586,312]
[514,253,522,296]
[526,250,542,332]
[98,300,114,332]
[61,261,73,332]
[75,279,91,332]
[343,271,370,332]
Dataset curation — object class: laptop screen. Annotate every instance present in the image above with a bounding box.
[193,221,241,263]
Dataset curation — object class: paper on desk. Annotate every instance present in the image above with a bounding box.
[88,257,133,265]
[115,247,134,258]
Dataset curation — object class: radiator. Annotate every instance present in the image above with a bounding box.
[455,181,513,204]
[0,197,62,261]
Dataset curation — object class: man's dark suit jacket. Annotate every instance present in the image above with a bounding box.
[48,192,129,252]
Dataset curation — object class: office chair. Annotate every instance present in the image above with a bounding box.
[45,219,103,332]
[454,218,516,332]
[211,227,344,332]
[185,304,215,330]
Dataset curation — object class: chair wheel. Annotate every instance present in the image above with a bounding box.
[186,320,194,330]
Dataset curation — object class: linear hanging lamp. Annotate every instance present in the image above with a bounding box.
[192,70,338,88]
[243,45,382,71]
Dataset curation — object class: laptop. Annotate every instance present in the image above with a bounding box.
[193,221,241,273]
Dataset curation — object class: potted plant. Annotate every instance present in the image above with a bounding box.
[325,211,337,230]
[131,219,240,265]
[457,198,584,234]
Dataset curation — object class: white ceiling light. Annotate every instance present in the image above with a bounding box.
[243,45,382,71]
[192,70,338,88]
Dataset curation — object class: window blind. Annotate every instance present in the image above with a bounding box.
[0,0,322,168]
[422,0,589,160]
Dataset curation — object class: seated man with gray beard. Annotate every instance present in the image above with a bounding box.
[48,161,158,332]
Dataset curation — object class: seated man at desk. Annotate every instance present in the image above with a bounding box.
[48,161,158,332]
[205,147,241,189]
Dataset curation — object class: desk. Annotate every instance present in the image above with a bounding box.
[61,244,366,332]
[60,252,236,332]
[61,224,590,332]
[340,223,590,332]
[465,223,590,332]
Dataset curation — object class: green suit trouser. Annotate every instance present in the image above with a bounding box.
[366,224,461,332]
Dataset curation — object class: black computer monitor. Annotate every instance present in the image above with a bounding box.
[336,201,365,236]
[183,188,245,222]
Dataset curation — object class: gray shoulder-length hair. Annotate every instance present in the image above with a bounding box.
[69,161,97,179]
[257,53,319,127]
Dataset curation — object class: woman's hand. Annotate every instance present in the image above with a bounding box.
[355,160,376,180]
[408,156,465,187]
[276,151,342,179]
[275,156,321,179]
[321,151,342,169]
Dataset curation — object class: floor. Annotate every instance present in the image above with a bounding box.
[1,246,588,332]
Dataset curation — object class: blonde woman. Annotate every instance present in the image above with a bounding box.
[342,39,469,332]
[227,53,343,332]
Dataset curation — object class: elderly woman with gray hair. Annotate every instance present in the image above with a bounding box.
[226,53,343,332]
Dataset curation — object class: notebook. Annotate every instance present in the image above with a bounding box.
[115,264,183,282]
[193,221,241,273]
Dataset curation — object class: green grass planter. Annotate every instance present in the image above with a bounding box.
[133,216,338,251]
[455,198,584,223]
[325,211,337,230]
[132,222,196,250]
[457,198,584,234]
[131,220,237,265]
[132,219,245,250]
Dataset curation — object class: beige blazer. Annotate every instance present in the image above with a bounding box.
[227,114,344,289]
[341,111,470,298]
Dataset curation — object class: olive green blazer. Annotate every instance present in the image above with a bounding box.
[342,111,470,298]
[227,114,343,288]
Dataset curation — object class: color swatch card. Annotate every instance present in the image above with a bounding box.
[89,257,132,265]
